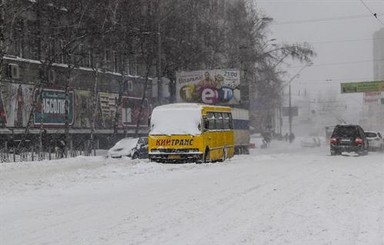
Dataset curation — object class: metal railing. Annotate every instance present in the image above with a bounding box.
[0,146,95,163]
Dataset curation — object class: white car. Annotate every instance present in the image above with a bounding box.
[107,137,148,159]
[364,131,384,151]
[300,136,321,148]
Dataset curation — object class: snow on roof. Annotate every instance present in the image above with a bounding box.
[153,103,205,110]
[150,103,203,135]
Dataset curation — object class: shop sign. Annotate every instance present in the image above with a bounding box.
[341,81,384,93]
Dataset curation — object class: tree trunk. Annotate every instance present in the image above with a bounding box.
[135,65,151,137]
[90,64,99,154]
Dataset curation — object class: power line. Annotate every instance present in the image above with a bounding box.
[287,58,384,69]
[358,0,384,26]
[313,58,384,67]
[309,37,384,45]
[293,77,376,83]
[273,13,384,25]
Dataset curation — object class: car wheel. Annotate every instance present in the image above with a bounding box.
[132,152,139,159]
[219,146,227,162]
[330,150,337,156]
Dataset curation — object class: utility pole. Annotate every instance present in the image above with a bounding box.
[288,82,292,143]
[90,63,99,156]
[286,62,312,143]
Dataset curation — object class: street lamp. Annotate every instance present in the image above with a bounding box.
[287,62,312,143]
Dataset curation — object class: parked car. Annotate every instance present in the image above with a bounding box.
[300,136,321,148]
[107,137,148,159]
[364,131,384,152]
[330,124,369,156]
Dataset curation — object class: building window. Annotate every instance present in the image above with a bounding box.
[76,44,83,66]
[105,49,111,69]
[113,51,119,72]
[127,80,133,91]
[48,38,56,61]
[87,46,93,68]
[59,40,65,63]
[123,55,129,75]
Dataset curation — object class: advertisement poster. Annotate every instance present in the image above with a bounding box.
[176,69,241,105]
[120,96,150,127]
[98,92,118,128]
[96,93,150,128]
[74,90,92,128]
[34,89,74,126]
[0,83,34,127]
[363,92,382,104]
[0,84,150,129]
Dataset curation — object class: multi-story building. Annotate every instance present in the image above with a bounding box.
[361,28,384,131]
[373,28,384,80]
[1,0,154,151]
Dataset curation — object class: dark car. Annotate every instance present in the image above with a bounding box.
[330,125,369,156]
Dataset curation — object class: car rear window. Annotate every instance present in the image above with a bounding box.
[365,132,377,137]
[332,126,358,137]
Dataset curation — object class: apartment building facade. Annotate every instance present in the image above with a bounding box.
[1,0,154,149]
[361,28,384,131]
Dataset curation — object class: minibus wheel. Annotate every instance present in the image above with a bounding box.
[204,148,210,163]
[220,146,227,162]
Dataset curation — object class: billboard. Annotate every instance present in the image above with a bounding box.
[34,89,74,126]
[74,90,92,128]
[0,83,34,127]
[98,92,117,128]
[176,69,240,105]
[74,91,150,129]
[120,96,150,127]
[96,93,150,128]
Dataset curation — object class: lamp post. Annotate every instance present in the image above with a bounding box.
[286,62,312,142]
[288,81,293,142]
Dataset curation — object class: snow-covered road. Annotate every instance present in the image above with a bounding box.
[1,142,383,245]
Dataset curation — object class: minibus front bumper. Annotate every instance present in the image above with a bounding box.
[149,149,202,163]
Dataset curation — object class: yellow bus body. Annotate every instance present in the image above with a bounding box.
[148,103,234,163]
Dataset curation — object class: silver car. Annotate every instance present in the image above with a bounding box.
[364,131,384,152]
[107,137,148,159]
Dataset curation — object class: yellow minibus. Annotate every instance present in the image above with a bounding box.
[148,103,234,163]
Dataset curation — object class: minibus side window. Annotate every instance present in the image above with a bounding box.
[215,112,224,129]
[223,113,230,129]
[208,112,216,130]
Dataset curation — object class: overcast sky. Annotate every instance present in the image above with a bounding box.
[255,0,384,100]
